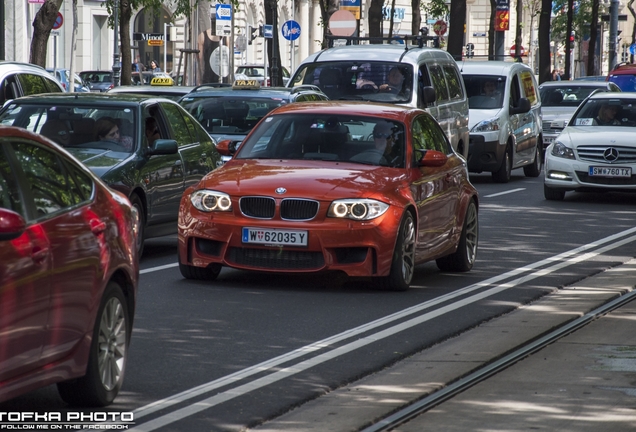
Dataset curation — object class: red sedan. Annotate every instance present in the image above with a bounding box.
[178,102,478,291]
[0,126,139,406]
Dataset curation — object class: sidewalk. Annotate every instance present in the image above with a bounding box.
[252,259,636,432]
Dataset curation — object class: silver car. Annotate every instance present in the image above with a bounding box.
[540,81,621,150]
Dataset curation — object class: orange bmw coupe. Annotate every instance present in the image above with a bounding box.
[177,102,478,291]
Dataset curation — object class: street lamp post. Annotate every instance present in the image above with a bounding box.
[164,23,173,73]
[112,1,120,87]
[270,1,279,86]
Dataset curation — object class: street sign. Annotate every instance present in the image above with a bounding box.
[509,44,526,57]
[630,43,636,56]
[53,12,63,30]
[282,20,301,41]
[433,20,447,36]
[263,24,273,39]
[215,4,232,21]
[328,10,356,37]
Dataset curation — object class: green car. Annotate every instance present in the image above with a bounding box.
[0,93,221,254]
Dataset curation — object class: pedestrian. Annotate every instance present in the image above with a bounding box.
[551,69,561,81]
[150,60,161,73]
[134,56,146,72]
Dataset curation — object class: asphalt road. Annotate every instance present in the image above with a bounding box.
[2,169,635,432]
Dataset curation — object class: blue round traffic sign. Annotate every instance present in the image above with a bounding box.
[630,43,636,56]
[281,20,301,41]
[53,12,63,30]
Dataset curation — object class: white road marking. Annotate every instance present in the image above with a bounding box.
[483,188,526,198]
[140,263,179,274]
[130,227,636,430]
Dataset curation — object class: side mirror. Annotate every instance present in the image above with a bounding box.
[0,208,27,241]
[148,139,178,155]
[417,149,448,167]
[216,139,241,157]
[421,86,436,106]
[510,97,531,115]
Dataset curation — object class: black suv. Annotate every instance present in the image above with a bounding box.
[178,80,328,148]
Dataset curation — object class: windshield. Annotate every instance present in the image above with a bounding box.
[463,75,506,109]
[180,96,287,135]
[570,98,636,127]
[0,103,137,152]
[236,113,406,168]
[80,72,113,84]
[540,85,604,107]
[290,62,413,104]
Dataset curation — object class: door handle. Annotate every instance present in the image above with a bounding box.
[31,246,49,264]
[90,219,107,235]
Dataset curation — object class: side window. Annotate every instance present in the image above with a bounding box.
[12,141,82,217]
[509,74,521,108]
[411,115,451,161]
[443,65,464,101]
[181,110,202,143]
[429,65,450,103]
[65,161,94,201]
[0,75,20,104]
[0,147,24,216]
[520,71,538,106]
[160,102,193,146]
[418,65,433,109]
[17,74,48,97]
[44,76,64,93]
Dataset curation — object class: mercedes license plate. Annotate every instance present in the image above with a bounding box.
[589,166,632,178]
[242,227,308,246]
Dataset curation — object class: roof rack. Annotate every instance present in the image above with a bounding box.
[326,28,440,49]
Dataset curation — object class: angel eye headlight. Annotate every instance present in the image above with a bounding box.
[191,190,232,212]
[328,199,389,221]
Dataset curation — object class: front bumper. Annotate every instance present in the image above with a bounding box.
[177,204,402,278]
[467,133,504,173]
[544,153,636,192]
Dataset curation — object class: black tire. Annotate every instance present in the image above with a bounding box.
[523,145,541,178]
[129,194,145,257]
[544,184,566,201]
[376,211,416,291]
[57,282,129,407]
[492,145,512,183]
[179,261,222,281]
[436,199,478,272]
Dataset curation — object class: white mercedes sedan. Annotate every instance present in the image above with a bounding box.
[544,93,636,201]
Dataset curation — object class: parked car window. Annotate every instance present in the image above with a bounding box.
[0,149,23,215]
[12,142,82,217]
[428,65,449,103]
[161,102,193,146]
[18,74,49,96]
[443,65,464,101]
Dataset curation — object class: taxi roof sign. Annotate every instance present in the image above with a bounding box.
[151,76,174,86]
[232,79,260,90]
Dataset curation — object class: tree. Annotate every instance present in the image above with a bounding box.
[538,0,553,83]
[412,0,422,36]
[369,0,384,40]
[30,0,64,66]
[588,0,600,76]
[447,0,466,58]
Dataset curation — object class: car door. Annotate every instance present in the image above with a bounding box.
[410,114,459,260]
[142,104,185,225]
[0,142,52,381]
[509,71,535,160]
[10,141,102,364]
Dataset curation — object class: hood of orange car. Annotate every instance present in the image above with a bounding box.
[200,159,405,200]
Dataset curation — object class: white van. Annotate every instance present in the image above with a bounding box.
[289,44,470,159]
[459,61,543,182]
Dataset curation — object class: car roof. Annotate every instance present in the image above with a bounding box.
[609,64,636,75]
[0,61,51,74]
[539,81,614,88]
[458,60,532,75]
[299,44,454,65]
[181,85,325,99]
[262,100,421,121]
[6,92,178,105]
[587,92,636,100]
[108,85,195,94]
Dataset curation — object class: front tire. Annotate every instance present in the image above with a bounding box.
[57,282,129,407]
[377,211,416,291]
[130,194,145,257]
[436,199,478,272]
[492,145,512,183]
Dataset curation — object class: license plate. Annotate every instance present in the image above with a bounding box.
[242,227,308,246]
[589,166,632,178]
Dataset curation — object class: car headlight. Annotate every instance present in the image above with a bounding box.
[471,118,500,132]
[551,141,575,159]
[328,199,389,221]
[190,190,232,212]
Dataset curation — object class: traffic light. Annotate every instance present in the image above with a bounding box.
[248,25,262,45]
[622,51,630,62]
[569,31,575,43]
[466,43,474,58]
